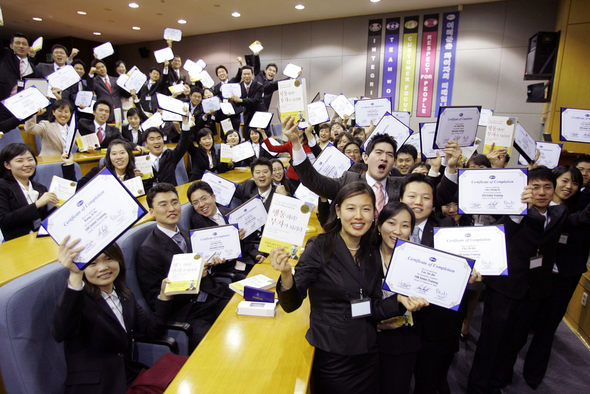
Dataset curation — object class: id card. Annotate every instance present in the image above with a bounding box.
[351,298,371,318]
[530,253,543,270]
[559,234,568,244]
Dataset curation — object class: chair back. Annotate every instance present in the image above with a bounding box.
[0,127,24,151]
[33,162,82,189]
[175,159,189,185]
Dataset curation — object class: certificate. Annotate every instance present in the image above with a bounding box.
[294,183,319,207]
[329,94,355,118]
[134,155,153,179]
[79,100,96,114]
[226,196,267,238]
[201,96,220,113]
[419,122,442,158]
[283,63,302,79]
[383,239,474,311]
[249,40,264,54]
[74,91,93,108]
[183,59,201,79]
[219,144,232,163]
[220,118,234,134]
[201,171,237,206]
[478,108,494,127]
[560,107,590,143]
[278,78,307,122]
[46,65,80,91]
[433,225,508,276]
[162,110,182,122]
[458,168,528,215]
[32,37,43,52]
[518,142,561,169]
[307,101,330,125]
[433,106,481,149]
[122,176,145,197]
[231,141,255,163]
[363,113,411,151]
[198,70,215,89]
[221,83,242,99]
[483,116,516,154]
[141,112,164,131]
[392,111,410,127]
[122,66,147,93]
[154,47,174,63]
[1,87,50,120]
[156,93,187,116]
[259,194,313,259]
[249,111,273,129]
[513,122,537,164]
[163,27,182,42]
[49,175,77,206]
[355,98,392,127]
[75,133,100,152]
[24,78,55,99]
[220,102,235,115]
[93,42,114,60]
[40,168,148,269]
[313,145,352,178]
[323,93,337,107]
[167,83,184,95]
[402,131,421,155]
[190,224,242,261]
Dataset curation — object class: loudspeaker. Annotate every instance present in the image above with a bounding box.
[139,47,150,58]
[526,81,551,103]
[524,31,560,80]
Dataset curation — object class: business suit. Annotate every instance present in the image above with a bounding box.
[136,227,230,346]
[278,234,404,394]
[0,177,48,241]
[294,156,405,201]
[0,48,39,120]
[121,125,145,148]
[137,79,168,114]
[236,81,263,128]
[166,67,191,87]
[52,286,169,393]
[150,129,192,187]
[87,74,122,122]
[24,116,69,156]
[63,79,89,107]
[188,145,229,182]
[78,118,122,150]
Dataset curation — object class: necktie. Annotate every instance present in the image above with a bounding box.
[374,182,385,214]
[411,227,422,243]
[245,85,249,95]
[152,157,160,172]
[172,232,187,253]
[97,126,104,143]
[104,77,112,94]
[19,59,26,77]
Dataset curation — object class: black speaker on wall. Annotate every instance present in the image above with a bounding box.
[139,47,150,58]
[526,81,551,103]
[524,31,560,80]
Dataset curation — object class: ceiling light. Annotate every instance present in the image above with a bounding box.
[132,26,141,30]
[93,32,102,36]
[370,0,381,3]
[177,19,187,24]
[295,4,305,10]
[128,2,139,8]
[32,17,43,22]
[77,11,87,15]
[232,11,241,18]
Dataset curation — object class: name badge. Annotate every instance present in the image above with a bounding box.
[530,255,543,270]
[351,298,371,319]
[559,234,568,244]
[17,80,24,88]
[146,96,151,101]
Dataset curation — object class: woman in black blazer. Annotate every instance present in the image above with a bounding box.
[0,143,59,240]
[271,182,417,394]
[188,127,229,181]
[52,237,172,394]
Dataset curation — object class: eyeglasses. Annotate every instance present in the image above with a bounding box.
[191,194,211,206]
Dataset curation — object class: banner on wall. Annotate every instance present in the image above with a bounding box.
[435,12,460,114]
[416,14,439,117]
[398,16,420,113]
[381,18,401,104]
[365,19,383,98]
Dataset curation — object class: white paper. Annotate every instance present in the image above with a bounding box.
[513,122,537,164]
[261,137,280,156]
[141,112,164,131]
[202,96,221,113]
[221,83,242,99]
[123,66,147,93]
[154,47,175,64]
[307,101,330,125]
[199,70,215,89]
[168,83,185,95]
[323,93,338,107]
[163,27,182,42]
[249,41,264,54]
[190,224,242,261]
[201,171,236,206]
[402,131,421,154]
[221,118,234,134]
[518,142,561,169]
[458,168,528,215]
[278,78,307,122]
[383,240,473,310]
[183,59,201,79]
[283,63,302,79]
[434,106,481,149]
[355,98,392,127]
[483,116,516,154]
[363,113,411,151]
[226,197,268,238]
[478,108,494,127]
[134,155,153,179]
[391,112,411,127]
[46,65,80,91]
[74,91,94,108]
[162,110,182,122]
[220,102,235,115]
[93,42,114,60]
[231,141,256,163]
[79,100,96,114]
[313,145,352,178]
[329,94,355,118]
[24,78,54,99]
[156,93,187,115]
[249,111,273,129]
[434,225,508,276]
[1,87,50,120]
[561,108,590,143]
[122,176,145,197]
[76,133,100,151]
[32,37,43,51]
[219,143,232,163]
[294,183,319,207]
[64,113,77,155]
[49,176,77,205]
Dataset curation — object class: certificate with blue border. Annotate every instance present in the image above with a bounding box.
[383,239,474,311]
[433,105,481,149]
[190,224,242,261]
[560,107,590,144]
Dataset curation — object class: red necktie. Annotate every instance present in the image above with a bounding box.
[104,77,112,94]
[374,182,385,215]
[97,126,104,143]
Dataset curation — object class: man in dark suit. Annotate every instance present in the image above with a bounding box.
[77,99,122,149]
[229,66,263,129]
[35,44,71,77]
[62,59,89,107]
[574,154,590,208]
[136,183,231,348]
[164,56,191,86]
[138,68,169,114]
[87,59,122,123]
[213,65,241,98]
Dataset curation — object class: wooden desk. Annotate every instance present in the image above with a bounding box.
[165,264,314,394]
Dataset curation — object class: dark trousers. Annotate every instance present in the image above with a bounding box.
[379,351,417,394]
[311,348,378,394]
[414,340,455,394]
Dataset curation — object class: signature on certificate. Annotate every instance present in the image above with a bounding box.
[469,202,481,209]
[503,200,514,208]
[415,285,431,294]
[435,289,448,299]
[397,280,411,290]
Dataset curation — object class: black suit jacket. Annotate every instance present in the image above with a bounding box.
[556,200,590,276]
[188,145,230,182]
[0,47,39,101]
[62,79,88,107]
[150,129,191,186]
[0,178,48,241]
[87,74,122,121]
[234,180,277,211]
[237,81,263,127]
[35,62,56,78]
[278,234,404,355]
[52,287,169,393]
[121,125,145,148]
[78,118,122,149]
[294,156,405,201]
[166,67,191,86]
[138,79,168,113]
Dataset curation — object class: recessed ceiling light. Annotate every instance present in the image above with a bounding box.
[177,19,187,24]
[295,4,305,10]
[232,11,241,18]
[77,11,87,15]
[128,2,139,8]
[93,32,102,36]
[132,26,141,30]
[370,0,381,3]
[32,17,43,22]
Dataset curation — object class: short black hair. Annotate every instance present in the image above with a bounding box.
[90,59,106,68]
[397,144,418,161]
[146,183,178,208]
[215,65,228,75]
[148,67,161,75]
[365,134,397,156]
[241,66,254,74]
[11,33,29,44]
[51,99,73,114]
[93,99,111,113]
[377,201,416,234]
[573,154,590,167]
[0,143,37,180]
[144,127,163,139]
[126,107,141,119]
[265,63,278,71]
[51,44,67,54]
[187,181,214,201]
[409,162,430,173]
[467,154,491,168]
[250,157,272,174]
[115,60,126,69]
[71,59,86,68]
[553,165,583,188]
[400,173,435,200]
[196,128,213,144]
[190,86,203,96]
[528,166,556,187]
